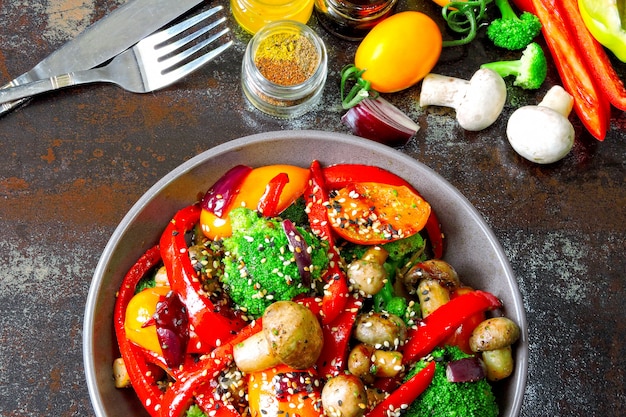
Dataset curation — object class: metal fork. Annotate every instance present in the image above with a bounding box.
[0,6,232,104]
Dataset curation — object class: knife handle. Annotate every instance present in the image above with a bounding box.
[0,74,80,105]
[0,74,34,116]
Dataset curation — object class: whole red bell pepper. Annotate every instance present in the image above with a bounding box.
[402,290,501,363]
[113,245,165,417]
[316,296,363,378]
[512,0,611,141]
[323,164,444,258]
[365,361,435,417]
[160,204,247,352]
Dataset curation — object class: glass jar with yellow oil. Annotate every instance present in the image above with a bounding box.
[231,0,315,34]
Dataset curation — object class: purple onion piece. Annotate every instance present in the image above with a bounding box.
[282,219,312,286]
[341,97,419,147]
[446,356,487,383]
[201,164,252,217]
[153,291,189,368]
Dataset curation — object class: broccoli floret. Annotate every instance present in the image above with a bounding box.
[186,405,206,417]
[481,42,547,90]
[405,346,499,417]
[486,0,541,50]
[373,278,409,318]
[381,232,426,263]
[221,207,329,317]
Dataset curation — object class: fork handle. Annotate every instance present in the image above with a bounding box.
[0,73,84,104]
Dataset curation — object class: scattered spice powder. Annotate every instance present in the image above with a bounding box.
[254,32,320,86]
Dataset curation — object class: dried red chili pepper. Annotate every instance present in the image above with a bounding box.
[365,361,435,417]
[402,290,502,363]
[113,245,164,417]
[257,172,290,217]
[160,204,247,352]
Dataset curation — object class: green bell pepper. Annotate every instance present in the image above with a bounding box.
[578,0,626,62]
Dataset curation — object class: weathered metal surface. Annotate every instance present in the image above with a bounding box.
[0,0,624,416]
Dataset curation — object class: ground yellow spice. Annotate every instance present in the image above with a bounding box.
[254,32,319,86]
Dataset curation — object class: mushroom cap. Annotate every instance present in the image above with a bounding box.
[456,68,507,131]
[262,301,324,369]
[469,317,521,352]
[507,105,575,164]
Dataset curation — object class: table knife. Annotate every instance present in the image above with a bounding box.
[0,0,204,116]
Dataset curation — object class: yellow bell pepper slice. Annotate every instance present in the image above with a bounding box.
[578,0,626,62]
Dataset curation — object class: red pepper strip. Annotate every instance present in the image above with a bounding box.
[304,160,350,324]
[316,296,363,378]
[160,204,247,351]
[160,320,262,417]
[512,0,610,141]
[257,172,290,217]
[402,290,501,364]
[560,0,626,111]
[304,160,335,246]
[365,361,436,417]
[322,164,444,258]
[113,245,164,417]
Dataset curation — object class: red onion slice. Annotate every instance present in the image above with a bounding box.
[201,164,252,217]
[282,219,312,286]
[153,291,189,368]
[445,356,486,383]
[341,97,420,147]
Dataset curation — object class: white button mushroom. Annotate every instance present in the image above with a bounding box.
[419,68,507,131]
[506,85,575,164]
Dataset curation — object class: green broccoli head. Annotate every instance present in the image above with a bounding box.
[481,42,548,90]
[405,346,499,417]
[221,207,329,317]
[487,0,541,50]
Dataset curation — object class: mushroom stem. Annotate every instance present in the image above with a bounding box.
[419,68,507,131]
[537,85,574,117]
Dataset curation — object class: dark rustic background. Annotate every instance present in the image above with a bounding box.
[1,0,624,416]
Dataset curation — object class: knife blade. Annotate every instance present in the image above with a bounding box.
[0,0,204,116]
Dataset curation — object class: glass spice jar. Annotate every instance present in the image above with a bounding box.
[314,0,397,41]
[231,0,315,34]
[241,20,328,118]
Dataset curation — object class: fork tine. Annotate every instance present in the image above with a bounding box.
[158,39,233,86]
[144,5,224,46]
[156,15,228,58]
[160,26,230,73]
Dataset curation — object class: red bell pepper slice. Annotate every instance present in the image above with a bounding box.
[402,290,501,364]
[160,320,262,417]
[304,160,335,245]
[512,0,610,141]
[316,296,362,378]
[113,245,165,417]
[365,361,435,417]
[322,164,444,258]
[160,204,247,352]
[257,172,290,217]
[304,160,350,324]
[560,0,626,111]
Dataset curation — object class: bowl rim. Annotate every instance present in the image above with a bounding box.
[83,129,528,417]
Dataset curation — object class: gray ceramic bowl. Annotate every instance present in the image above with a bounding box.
[83,130,528,417]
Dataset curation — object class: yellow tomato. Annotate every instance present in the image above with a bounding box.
[124,286,171,355]
[248,365,322,417]
[200,164,310,240]
[355,11,442,93]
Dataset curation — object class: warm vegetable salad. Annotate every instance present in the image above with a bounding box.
[113,161,521,417]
